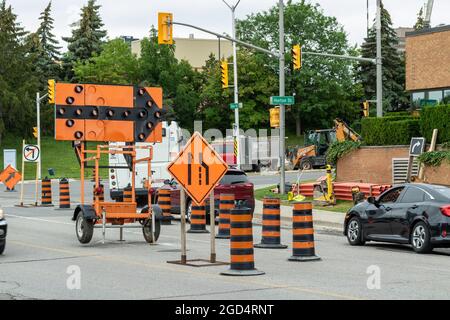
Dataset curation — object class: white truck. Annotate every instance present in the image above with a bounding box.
[109,121,184,205]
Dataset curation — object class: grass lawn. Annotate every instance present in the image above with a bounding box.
[255,185,354,214]
[286,131,304,148]
[0,135,109,180]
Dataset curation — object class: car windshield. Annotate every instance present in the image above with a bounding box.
[220,172,249,185]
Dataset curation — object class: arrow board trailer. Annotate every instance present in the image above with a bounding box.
[109,121,185,205]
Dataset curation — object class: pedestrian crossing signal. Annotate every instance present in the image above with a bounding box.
[48,79,55,104]
[292,44,302,70]
[220,60,229,89]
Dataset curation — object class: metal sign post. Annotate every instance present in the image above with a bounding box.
[20,140,25,205]
[180,188,187,264]
[210,191,216,263]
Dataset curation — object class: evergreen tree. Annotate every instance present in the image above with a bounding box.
[356,2,407,111]
[414,7,425,30]
[0,1,39,140]
[35,1,61,83]
[62,0,107,81]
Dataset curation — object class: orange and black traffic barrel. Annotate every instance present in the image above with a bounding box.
[123,184,132,202]
[254,197,287,249]
[289,202,321,262]
[59,178,71,209]
[158,187,173,225]
[187,200,209,233]
[216,194,234,239]
[221,201,264,276]
[41,177,53,206]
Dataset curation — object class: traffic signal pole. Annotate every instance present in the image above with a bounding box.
[36,92,47,180]
[223,0,242,170]
[376,0,383,117]
[278,0,286,195]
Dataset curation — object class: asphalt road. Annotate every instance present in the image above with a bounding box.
[3,194,450,299]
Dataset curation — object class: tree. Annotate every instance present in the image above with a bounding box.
[138,29,202,132]
[0,1,39,140]
[35,1,61,83]
[236,0,360,133]
[74,38,139,84]
[414,7,425,31]
[356,1,407,111]
[62,0,107,81]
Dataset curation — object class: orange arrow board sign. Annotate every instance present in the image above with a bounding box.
[0,165,22,190]
[167,132,228,205]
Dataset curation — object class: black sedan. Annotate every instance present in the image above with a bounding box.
[344,183,450,253]
[0,208,6,255]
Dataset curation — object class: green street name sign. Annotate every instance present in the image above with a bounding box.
[270,96,295,105]
[230,103,243,110]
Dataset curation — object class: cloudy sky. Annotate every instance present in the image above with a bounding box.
[7,0,450,49]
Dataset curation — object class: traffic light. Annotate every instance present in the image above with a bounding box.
[48,79,55,104]
[220,60,229,89]
[360,100,370,117]
[292,44,302,70]
[33,127,38,138]
[158,12,173,45]
[269,107,280,128]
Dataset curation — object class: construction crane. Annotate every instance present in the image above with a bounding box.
[424,0,434,28]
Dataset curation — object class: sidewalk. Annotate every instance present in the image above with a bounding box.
[253,199,345,232]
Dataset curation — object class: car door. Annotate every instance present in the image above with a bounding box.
[389,186,428,240]
[364,187,405,239]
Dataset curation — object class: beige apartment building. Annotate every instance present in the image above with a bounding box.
[131,35,233,71]
[405,25,450,107]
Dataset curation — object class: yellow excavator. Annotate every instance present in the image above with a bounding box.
[286,119,361,171]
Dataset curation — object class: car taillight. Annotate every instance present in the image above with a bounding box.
[440,205,450,217]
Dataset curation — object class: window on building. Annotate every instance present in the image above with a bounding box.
[412,92,425,107]
[428,90,443,102]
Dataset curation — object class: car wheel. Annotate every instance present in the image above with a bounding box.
[186,199,192,223]
[142,219,161,243]
[0,241,5,255]
[346,217,365,246]
[300,159,313,170]
[75,212,94,244]
[411,222,433,254]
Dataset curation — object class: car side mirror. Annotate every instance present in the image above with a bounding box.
[367,196,379,207]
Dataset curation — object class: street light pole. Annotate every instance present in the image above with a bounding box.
[36,92,42,180]
[223,0,241,170]
[279,0,286,194]
[376,0,383,117]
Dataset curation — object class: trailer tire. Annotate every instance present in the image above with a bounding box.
[143,219,161,243]
[75,212,94,244]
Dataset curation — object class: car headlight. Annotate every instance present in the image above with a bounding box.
[0,209,4,220]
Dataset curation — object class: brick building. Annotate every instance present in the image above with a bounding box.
[405,25,450,107]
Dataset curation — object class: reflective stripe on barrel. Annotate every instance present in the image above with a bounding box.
[216,194,234,239]
[292,202,316,257]
[158,188,172,220]
[59,178,70,209]
[41,178,52,205]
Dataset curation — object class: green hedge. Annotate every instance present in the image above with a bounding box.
[361,117,421,146]
[418,151,450,167]
[326,141,361,165]
[420,104,450,144]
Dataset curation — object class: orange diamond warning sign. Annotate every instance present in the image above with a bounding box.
[167,132,228,205]
[0,165,22,190]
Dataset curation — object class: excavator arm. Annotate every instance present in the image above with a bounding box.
[334,119,361,143]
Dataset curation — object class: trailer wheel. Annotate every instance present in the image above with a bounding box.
[143,219,161,243]
[75,212,94,244]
